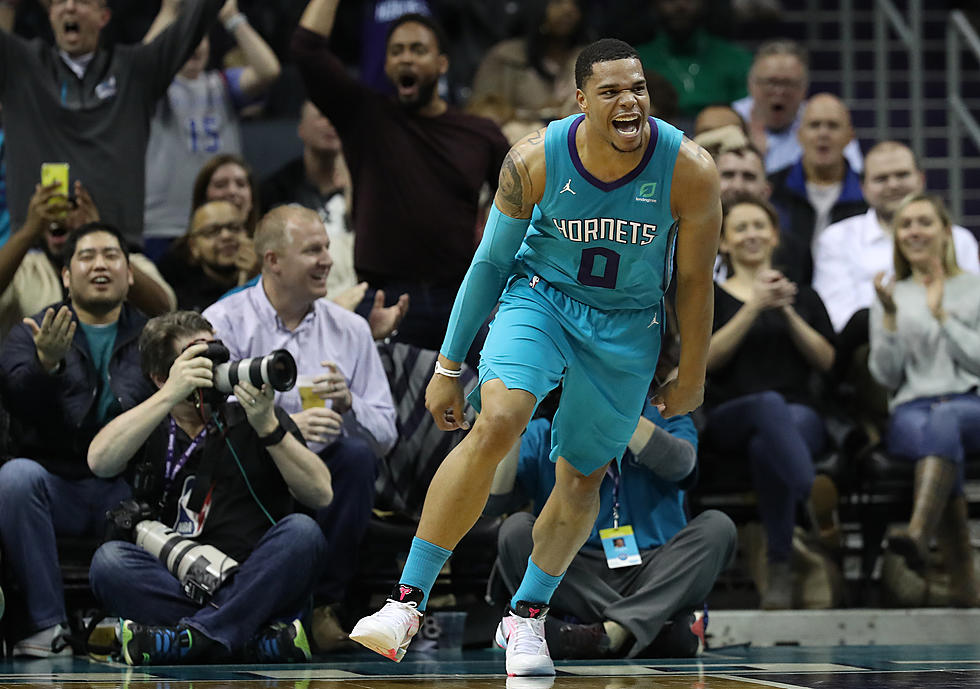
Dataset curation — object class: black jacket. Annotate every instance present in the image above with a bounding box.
[0,302,154,478]
[768,160,868,284]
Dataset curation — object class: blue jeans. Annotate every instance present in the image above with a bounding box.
[886,393,980,493]
[89,513,327,652]
[315,435,379,601]
[0,458,131,632]
[703,392,825,562]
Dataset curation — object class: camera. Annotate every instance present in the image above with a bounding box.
[105,500,238,604]
[136,521,239,604]
[195,341,298,404]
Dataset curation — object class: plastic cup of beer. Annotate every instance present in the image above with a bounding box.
[297,375,324,409]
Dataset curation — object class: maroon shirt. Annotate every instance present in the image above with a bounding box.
[292,28,509,286]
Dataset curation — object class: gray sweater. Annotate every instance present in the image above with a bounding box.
[869,272,980,409]
[0,0,222,248]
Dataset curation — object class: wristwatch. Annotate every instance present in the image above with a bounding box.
[259,424,287,447]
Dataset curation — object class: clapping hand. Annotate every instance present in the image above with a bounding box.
[368,289,409,340]
[873,271,897,314]
[24,306,76,372]
[750,269,796,311]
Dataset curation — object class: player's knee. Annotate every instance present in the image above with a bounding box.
[471,409,528,456]
[555,462,605,502]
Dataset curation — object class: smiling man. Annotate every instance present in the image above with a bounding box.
[0,0,222,248]
[0,222,154,657]
[291,0,509,359]
[349,38,721,677]
[202,204,396,612]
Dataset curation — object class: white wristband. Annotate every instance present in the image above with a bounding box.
[223,12,248,33]
[434,361,462,378]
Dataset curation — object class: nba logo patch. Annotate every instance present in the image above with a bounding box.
[529,275,540,289]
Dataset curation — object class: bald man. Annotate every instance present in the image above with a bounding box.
[768,93,868,283]
[203,204,397,607]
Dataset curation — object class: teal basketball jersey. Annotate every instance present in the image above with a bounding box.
[516,113,683,311]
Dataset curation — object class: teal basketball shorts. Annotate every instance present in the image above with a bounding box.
[469,274,662,475]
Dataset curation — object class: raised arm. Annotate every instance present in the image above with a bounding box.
[142,0,181,44]
[138,0,224,98]
[0,182,69,294]
[653,139,721,417]
[217,0,280,98]
[299,0,340,37]
[426,129,546,430]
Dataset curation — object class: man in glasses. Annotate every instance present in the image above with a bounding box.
[732,39,863,175]
[159,200,250,312]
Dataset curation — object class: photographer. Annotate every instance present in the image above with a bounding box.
[87,311,332,666]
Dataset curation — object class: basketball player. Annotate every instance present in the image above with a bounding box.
[351,38,721,677]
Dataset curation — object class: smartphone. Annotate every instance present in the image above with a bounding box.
[41,162,70,217]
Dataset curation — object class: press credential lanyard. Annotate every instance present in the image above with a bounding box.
[165,418,208,483]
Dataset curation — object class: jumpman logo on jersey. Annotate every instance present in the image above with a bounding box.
[560,179,576,195]
[648,313,660,328]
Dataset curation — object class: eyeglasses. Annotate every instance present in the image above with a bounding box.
[752,76,806,91]
[51,0,104,7]
[191,222,246,240]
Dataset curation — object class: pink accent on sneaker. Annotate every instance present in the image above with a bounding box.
[528,608,541,618]
[398,585,414,601]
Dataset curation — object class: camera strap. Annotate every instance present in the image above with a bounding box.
[165,418,208,483]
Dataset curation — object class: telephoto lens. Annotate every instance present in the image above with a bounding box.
[134,521,239,603]
[213,349,297,393]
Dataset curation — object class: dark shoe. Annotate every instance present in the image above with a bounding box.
[650,607,708,658]
[552,621,613,659]
[119,620,200,666]
[248,619,311,663]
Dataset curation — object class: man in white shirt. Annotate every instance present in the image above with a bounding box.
[813,141,980,334]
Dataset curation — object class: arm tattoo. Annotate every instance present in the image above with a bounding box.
[526,130,544,147]
[499,153,525,211]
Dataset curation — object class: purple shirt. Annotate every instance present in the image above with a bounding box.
[203,279,397,457]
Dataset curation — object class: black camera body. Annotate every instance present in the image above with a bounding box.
[105,498,157,543]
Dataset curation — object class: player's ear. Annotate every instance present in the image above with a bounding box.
[576,89,587,113]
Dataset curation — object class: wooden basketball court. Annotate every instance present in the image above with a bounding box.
[2,644,980,688]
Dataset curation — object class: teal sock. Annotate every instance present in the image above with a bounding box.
[400,537,452,611]
[510,556,563,609]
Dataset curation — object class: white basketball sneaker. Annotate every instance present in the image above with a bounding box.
[349,586,424,662]
[494,601,555,677]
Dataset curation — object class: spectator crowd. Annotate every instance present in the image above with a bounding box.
[0,0,976,666]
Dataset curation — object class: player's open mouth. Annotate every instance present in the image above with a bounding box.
[612,114,641,136]
[64,21,80,37]
[91,276,111,285]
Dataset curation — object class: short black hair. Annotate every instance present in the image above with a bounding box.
[61,222,130,265]
[575,38,640,90]
[139,310,214,381]
[385,13,448,56]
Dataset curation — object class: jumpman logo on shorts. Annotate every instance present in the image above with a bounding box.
[560,179,576,195]
[648,313,660,328]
